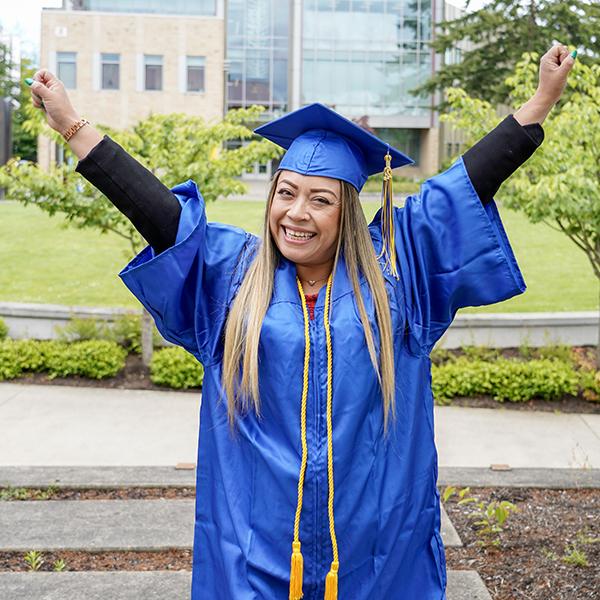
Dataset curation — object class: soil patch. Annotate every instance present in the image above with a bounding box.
[0,549,192,572]
[0,487,196,501]
[444,487,600,600]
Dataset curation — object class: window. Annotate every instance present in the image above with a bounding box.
[101,53,120,90]
[186,56,205,92]
[57,52,76,89]
[144,55,163,90]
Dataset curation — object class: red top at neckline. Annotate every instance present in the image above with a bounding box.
[305,293,318,320]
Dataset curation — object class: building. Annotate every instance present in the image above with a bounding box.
[39,0,459,178]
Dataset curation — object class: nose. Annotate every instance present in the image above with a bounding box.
[286,196,309,221]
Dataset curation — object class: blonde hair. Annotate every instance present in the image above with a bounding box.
[222,171,396,431]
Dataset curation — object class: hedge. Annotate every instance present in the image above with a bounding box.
[0,339,127,381]
[431,357,581,404]
[150,347,204,389]
[0,318,8,341]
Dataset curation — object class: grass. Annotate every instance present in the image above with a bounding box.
[0,200,597,312]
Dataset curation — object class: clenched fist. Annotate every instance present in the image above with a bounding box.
[536,44,576,105]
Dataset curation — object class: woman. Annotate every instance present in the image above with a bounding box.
[29,44,574,599]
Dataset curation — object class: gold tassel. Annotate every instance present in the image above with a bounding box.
[289,541,304,600]
[377,150,399,279]
[324,560,339,600]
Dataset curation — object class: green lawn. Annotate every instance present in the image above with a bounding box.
[0,200,596,312]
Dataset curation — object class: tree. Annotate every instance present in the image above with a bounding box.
[414,0,600,106]
[442,53,600,365]
[0,106,282,364]
[12,57,37,161]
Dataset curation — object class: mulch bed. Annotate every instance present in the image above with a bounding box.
[2,485,598,600]
[0,487,196,501]
[444,487,600,600]
[0,549,192,572]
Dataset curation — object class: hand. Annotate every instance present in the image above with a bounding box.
[29,69,81,134]
[535,44,576,106]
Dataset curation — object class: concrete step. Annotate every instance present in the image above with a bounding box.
[0,499,461,551]
[0,570,491,600]
[2,465,598,490]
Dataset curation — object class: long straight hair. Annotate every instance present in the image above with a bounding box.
[222,171,396,431]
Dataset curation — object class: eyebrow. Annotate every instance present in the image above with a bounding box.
[279,179,338,196]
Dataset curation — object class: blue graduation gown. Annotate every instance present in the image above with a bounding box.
[119,157,525,599]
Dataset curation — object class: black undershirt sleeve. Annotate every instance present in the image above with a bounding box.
[75,114,544,253]
[462,114,544,204]
[75,136,182,255]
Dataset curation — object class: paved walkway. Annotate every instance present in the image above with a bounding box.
[0,570,491,600]
[1,383,599,469]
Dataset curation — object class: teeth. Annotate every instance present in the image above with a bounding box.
[285,228,315,240]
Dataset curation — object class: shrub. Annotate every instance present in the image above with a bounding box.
[0,339,126,381]
[432,357,580,404]
[0,317,8,340]
[44,340,127,379]
[150,347,203,389]
[0,341,23,380]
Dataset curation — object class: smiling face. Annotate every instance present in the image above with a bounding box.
[268,169,342,270]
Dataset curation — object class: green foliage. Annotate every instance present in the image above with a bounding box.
[0,106,282,257]
[150,346,204,389]
[43,340,127,379]
[362,174,420,195]
[0,339,126,381]
[431,357,580,404]
[442,55,600,286]
[562,545,590,567]
[415,0,600,105]
[442,486,518,548]
[52,559,67,572]
[12,57,37,161]
[0,485,58,501]
[23,551,44,572]
[0,317,8,340]
[0,341,22,380]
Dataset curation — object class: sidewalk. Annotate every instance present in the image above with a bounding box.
[1,382,599,469]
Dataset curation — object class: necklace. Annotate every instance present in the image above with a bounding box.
[301,275,329,287]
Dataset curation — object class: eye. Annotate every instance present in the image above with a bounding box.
[277,188,293,197]
[313,197,333,205]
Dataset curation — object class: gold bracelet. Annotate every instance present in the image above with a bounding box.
[62,118,90,142]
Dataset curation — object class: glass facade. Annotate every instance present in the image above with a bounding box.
[302,0,433,117]
[226,0,289,115]
[78,0,217,15]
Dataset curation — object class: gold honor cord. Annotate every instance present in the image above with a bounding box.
[323,275,339,600]
[289,276,312,600]
[377,151,399,279]
[289,275,339,600]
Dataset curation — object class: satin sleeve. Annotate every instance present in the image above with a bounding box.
[390,156,526,353]
[118,179,258,364]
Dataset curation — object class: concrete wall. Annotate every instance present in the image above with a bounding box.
[1,302,597,350]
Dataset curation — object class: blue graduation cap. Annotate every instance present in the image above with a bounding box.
[254,102,412,278]
[253,102,414,192]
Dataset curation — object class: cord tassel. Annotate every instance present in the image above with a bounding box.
[377,150,399,279]
[289,541,304,600]
[324,560,339,600]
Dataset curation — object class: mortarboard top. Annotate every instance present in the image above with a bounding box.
[253,102,414,193]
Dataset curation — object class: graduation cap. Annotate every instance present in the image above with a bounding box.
[254,102,414,278]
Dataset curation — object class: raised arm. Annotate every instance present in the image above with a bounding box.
[29,69,181,254]
[462,44,576,205]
